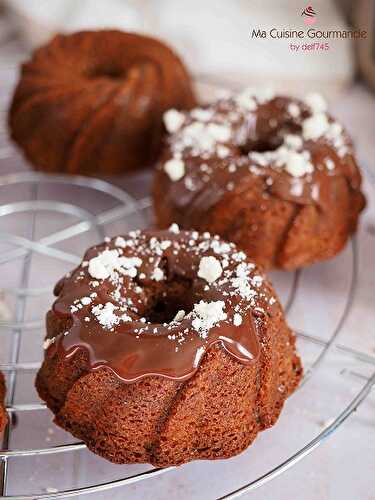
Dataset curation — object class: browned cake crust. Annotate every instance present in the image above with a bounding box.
[0,372,7,433]
[153,90,366,270]
[8,30,196,175]
[36,228,302,466]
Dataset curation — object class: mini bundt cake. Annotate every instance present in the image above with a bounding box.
[36,226,302,466]
[153,89,366,270]
[9,30,196,175]
[0,372,7,433]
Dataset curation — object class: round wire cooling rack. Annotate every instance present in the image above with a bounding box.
[0,171,373,500]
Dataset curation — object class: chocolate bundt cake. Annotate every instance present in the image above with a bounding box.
[9,30,196,175]
[153,89,366,270]
[36,227,302,466]
[0,372,7,433]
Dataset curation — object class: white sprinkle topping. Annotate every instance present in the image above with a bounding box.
[191,108,214,122]
[151,267,164,281]
[284,134,303,150]
[290,180,304,196]
[91,302,119,329]
[115,236,127,248]
[163,87,350,192]
[164,158,185,181]
[233,313,243,326]
[217,145,230,158]
[325,158,335,171]
[238,86,275,105]
[235,90,257,111]
[160,240,171,250]
[163,109,185,133]
[207,123,231,142]
[284,150,314,177]
[43,337,55,350]
[327,122,343,139]
[173,310,186,322]
[88,253,111,280]
[304,93,327,113]
[303,113,330,140]
[287,102,300,118]
[198,256,223,284]
[60,226,274,350]
[211,240,231,255]
[169,223,180,234]
[88,249,142,280]
[253,86,275,103]
[191,300,227,338]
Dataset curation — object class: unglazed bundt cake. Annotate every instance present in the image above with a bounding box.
[36,226,302,466]
[9,30,196,175]
[0,372,7,433]
[153,89,366,270]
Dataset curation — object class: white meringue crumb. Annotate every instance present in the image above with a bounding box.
[304,92,327,113]
[163,109,185,133]
[191,300,227,338]
[198,256,223,284]
[287,102,300,118]
[233,313,243,326]
[164,158,185,181]
[151,267,164,281]
[173,310,186,322]
[302,113,330,140]
[169,223,180,234]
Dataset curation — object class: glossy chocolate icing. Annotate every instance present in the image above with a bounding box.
[46,230,271,382]
[157,95,364,225]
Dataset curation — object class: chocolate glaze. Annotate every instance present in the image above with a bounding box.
[46,230,270,383]
[51,310,258,382]
[156,95,365,225]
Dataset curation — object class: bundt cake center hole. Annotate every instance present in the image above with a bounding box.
[144,277,197,324]
[87,64,124,80]
[240,137,282,155]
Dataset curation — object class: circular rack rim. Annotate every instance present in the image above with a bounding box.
[0,172,374,500]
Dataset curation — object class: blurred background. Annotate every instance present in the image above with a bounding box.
[0,0,374,95]
[0,0,374,180]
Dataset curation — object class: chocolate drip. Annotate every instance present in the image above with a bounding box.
[47,230,265,383]
[52,310,258,382]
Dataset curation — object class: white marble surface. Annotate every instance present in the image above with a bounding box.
[0,41,374,500]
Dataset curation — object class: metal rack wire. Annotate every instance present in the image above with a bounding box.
[0,171,374,500]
